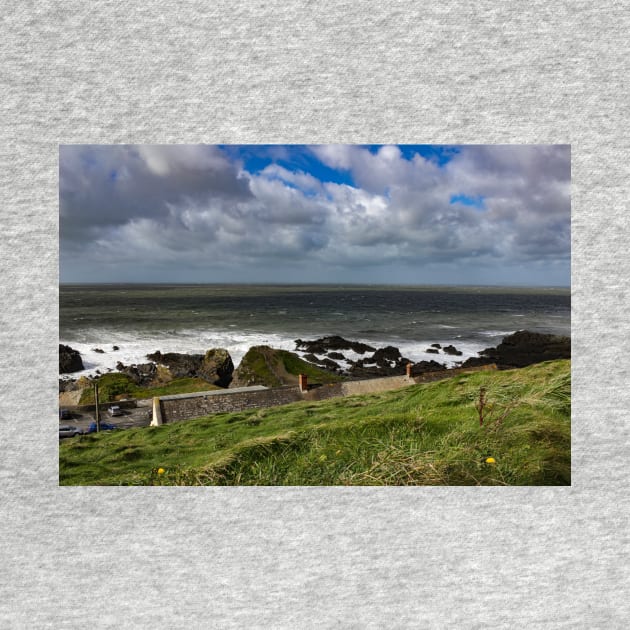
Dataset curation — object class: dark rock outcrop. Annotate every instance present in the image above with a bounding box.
[59,344,84,373]
[295,336,376,355]
[59,378,78,392]
[459,356,494,369]
[426,348,439,354]
[347,346,412,378]
[463,330,571,369]
[409,360,448,375]
[443,345,463,356]
[116,361,158,386]
[297,336,415,378]
[145,348,234,386]
[197,348,234,387]
[303,353,323,364]
[372,346,403,367]
[320,358,341,371]
[145,351,203,378]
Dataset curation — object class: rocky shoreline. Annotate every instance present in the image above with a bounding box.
[59,330,571,395]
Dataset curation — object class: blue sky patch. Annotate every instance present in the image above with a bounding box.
[220,145,355,187]
[450,194,485,209]
[363,144,460,166]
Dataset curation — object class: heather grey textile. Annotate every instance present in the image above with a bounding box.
[1,2,628,628]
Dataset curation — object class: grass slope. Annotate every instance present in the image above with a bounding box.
[60,359,570,486]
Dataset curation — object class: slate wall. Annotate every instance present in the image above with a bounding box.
[160,386,303,423]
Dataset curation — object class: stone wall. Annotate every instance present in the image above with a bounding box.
[153,364,498,425]
[159,386,303,424]
[340,375,411,396]
[301,382,344,402]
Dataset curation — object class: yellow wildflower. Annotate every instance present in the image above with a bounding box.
[485,457,496,464]
[157,467,165,474]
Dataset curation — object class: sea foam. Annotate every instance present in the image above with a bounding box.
[60,327,490,378]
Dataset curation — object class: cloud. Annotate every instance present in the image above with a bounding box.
[59,145,251,239]
[60,144,570,285]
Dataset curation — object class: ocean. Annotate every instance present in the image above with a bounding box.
[59,284,571,377]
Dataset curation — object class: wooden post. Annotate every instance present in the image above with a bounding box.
[298,374,308,392]
[94,382,100,432]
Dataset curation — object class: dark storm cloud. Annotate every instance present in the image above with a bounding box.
[59,145,251,241]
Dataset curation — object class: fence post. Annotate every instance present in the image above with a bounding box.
[94,382,100,432]
[298,374,308,393]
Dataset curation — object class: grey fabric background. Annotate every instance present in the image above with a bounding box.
[1,1,628,627]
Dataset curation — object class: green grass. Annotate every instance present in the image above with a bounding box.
[78,373,220,404]
[234,346,344,387]
[60,359,570,486]
[278,349,344,383]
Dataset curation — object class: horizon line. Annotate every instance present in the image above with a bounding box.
[59,281,571,290]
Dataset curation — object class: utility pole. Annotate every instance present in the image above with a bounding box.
[94,382,100,433]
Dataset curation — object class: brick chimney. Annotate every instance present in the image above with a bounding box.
[298,374,308,392]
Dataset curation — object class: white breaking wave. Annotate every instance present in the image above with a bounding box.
[60,327,492,379]
[60,328,300,378]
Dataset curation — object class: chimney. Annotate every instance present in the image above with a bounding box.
[298,374,308,392]
[405,362,413,378]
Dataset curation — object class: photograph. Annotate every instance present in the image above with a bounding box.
[5,1,627,625]
[59,144,571,485]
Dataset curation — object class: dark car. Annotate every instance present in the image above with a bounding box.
[59,409,72,420]
[86,421,118,433]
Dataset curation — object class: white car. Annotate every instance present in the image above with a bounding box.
[108,405,123,417]
[59,425,82,439]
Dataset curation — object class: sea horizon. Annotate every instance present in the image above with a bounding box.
[59,281,571,291]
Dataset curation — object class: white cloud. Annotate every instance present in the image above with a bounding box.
[60,144,570,285]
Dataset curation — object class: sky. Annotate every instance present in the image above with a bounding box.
[59,144,571,286]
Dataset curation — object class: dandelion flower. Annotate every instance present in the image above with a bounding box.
[157,467,165,474]
[485,457,496,464]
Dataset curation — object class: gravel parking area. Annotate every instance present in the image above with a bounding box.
[59,400,153,437]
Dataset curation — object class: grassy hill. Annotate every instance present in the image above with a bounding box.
[59,359,570,486]
[230,345,344,388]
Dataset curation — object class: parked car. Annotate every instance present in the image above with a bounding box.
[59,408,72,420]
[86,421,118,433]
[108,405,123,417]
[59,425,82,439]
